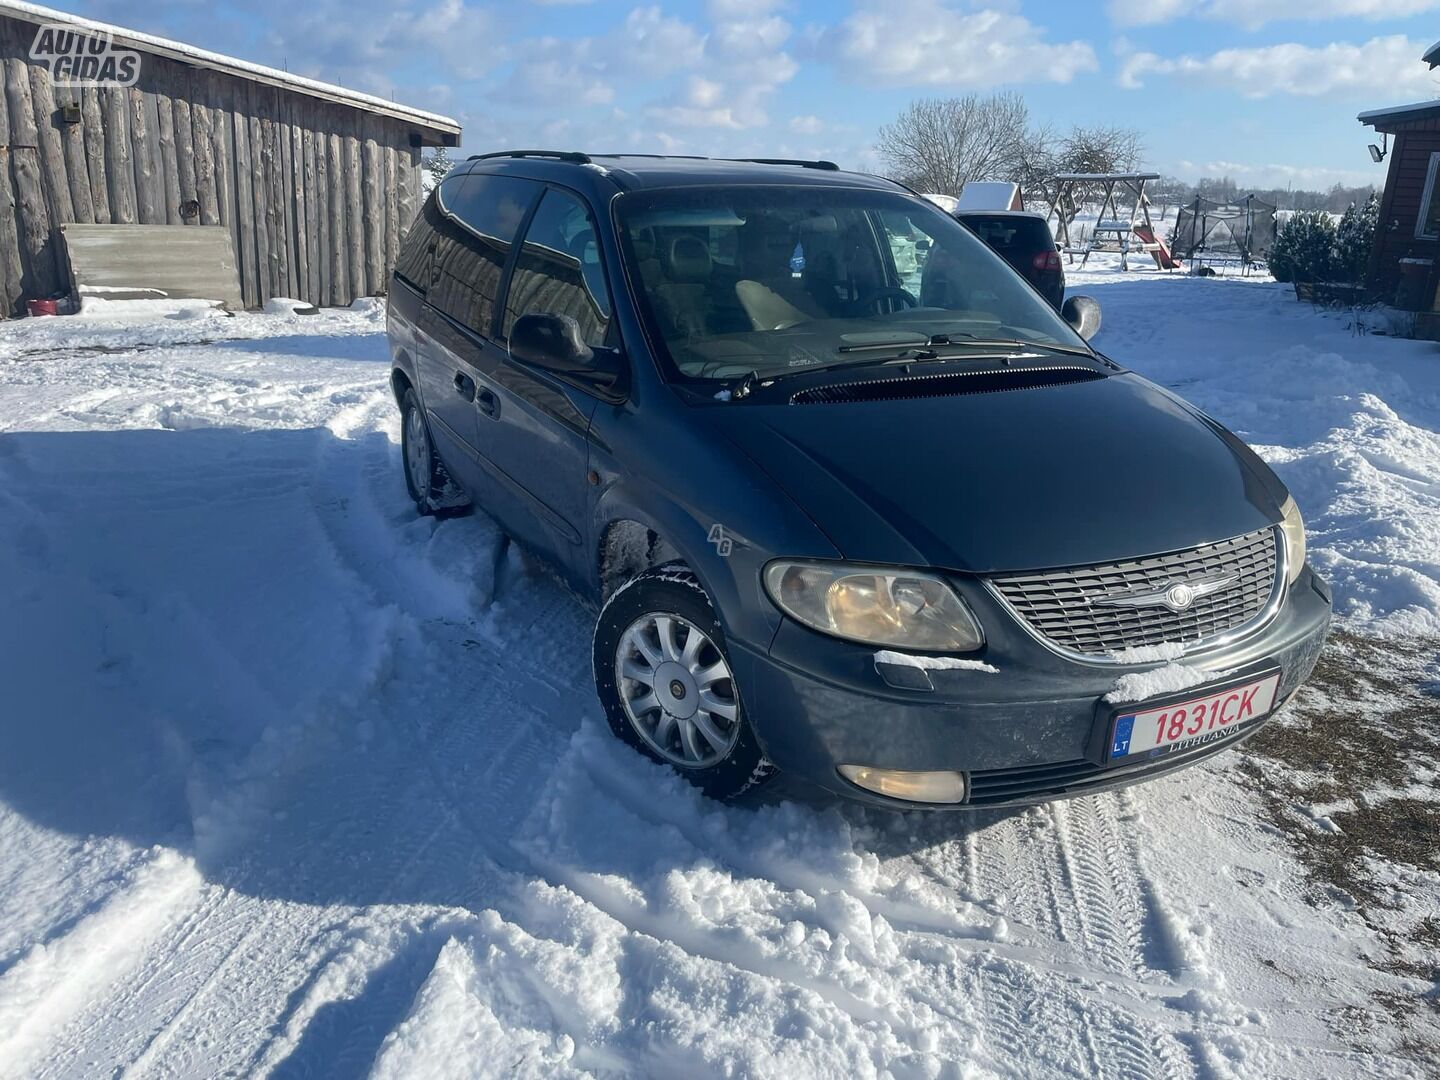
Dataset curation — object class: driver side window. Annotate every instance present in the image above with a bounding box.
[502,189,613,348]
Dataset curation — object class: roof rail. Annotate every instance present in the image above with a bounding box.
[467,150,593,164]
[730,157,840,171]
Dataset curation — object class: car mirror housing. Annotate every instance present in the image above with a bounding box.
[511,312,593,371]
[1061,295,1101,341]
[510,312,624,393]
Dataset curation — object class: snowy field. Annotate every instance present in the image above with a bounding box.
[0,265,1437,1078]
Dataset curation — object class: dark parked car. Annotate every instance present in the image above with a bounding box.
[955,209,1065,308]
[387,152,1330,808]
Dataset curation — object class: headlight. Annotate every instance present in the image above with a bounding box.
[764,561,983,651]
[1280,495,1306,584]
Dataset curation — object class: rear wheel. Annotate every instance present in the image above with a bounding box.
[594,565,773,800]
[399,387,465,515]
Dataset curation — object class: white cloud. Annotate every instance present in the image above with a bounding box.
[619,6,706,72]
[1107,0,1192,26]
[809,0,1098,88]
[1120,36,1438,99]
[1109,0,1440,29]
[499,6,703,110]
[645,0,799,129]
[268,0,504,91]
[503,41,615,107]
[789,114,825,134]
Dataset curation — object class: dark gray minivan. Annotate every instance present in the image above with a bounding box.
[387,151,1331,808]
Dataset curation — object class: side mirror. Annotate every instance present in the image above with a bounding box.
[509,312,625,396]
[510,312,593,372]
[1061,295,1101,341]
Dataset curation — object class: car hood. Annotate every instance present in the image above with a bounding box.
[708,371,1282,573]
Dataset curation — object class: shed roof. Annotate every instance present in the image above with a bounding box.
[0,0,460,140]
[1358,99,1440,130]
[955,181,1021,210]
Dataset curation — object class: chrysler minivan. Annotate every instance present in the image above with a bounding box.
[386,152,1331,808]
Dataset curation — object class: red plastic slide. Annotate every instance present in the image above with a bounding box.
[1132,225,1180,269]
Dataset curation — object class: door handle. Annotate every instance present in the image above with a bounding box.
[453,372,475,401]
[476,387,500,418]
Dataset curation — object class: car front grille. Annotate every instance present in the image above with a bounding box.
[987,528,1281,660]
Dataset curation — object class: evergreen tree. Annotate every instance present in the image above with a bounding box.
[1269,211,1339,284]
[424,146,454,190]
[1334,193,1378,284]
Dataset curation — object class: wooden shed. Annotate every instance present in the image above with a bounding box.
[1358,91,1440,305]
[0,0,459,316]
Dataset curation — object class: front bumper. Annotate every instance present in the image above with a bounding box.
[729,565,1332,809]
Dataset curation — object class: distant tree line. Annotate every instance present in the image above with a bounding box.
[1152,175,1378,215]
[876,94,1377,214]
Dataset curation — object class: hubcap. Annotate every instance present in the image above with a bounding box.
[404,407,430,499]
[616,613,740,768]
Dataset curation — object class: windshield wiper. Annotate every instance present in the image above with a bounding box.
[714,335,1096,394]
[937,334,1095,358]
[837,333,1092,359]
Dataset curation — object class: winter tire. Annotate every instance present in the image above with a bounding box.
[594,564,773,800]
[400,388,467,515]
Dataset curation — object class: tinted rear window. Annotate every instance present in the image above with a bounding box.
[958,215,1054,255]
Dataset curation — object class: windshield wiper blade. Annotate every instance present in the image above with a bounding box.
[940,334,1094,357]
[836,334,934,354]
[837,333,1090,358]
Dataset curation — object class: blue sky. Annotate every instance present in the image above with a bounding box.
[65,0,1440,190]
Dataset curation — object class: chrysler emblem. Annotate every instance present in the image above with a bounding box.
[1165,583,1196,610]
[1093,574,1237,613]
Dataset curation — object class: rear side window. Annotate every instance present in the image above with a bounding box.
[393,197,440,293]
[502,189,612,347]
[429,173,539,335]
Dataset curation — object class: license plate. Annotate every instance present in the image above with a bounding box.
[1107,670,1282,764]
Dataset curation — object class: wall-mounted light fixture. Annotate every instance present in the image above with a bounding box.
[1367,133,1389,163]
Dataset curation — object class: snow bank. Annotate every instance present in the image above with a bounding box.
[77,295,229,320]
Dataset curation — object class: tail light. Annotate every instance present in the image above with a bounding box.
[1032,249,1062,272]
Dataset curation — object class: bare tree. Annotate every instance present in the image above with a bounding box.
[1013,122,1060,208]
[1056,126,1143,176]
[876,93,1037,195]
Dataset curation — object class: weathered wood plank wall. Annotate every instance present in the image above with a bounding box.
[0,12,435,316]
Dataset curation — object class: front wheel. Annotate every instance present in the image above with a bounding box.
[594,565,773,800]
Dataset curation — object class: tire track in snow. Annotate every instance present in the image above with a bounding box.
[0,850,202,1080]
[896,795,1206,1079]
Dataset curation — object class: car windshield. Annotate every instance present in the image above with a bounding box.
[614,185,1087,384]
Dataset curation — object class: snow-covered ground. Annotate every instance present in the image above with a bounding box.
[0,266,1437,1078]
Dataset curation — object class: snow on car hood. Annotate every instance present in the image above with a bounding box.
[711,371,1283,574]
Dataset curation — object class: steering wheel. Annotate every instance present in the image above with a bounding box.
[859,286,919,315]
